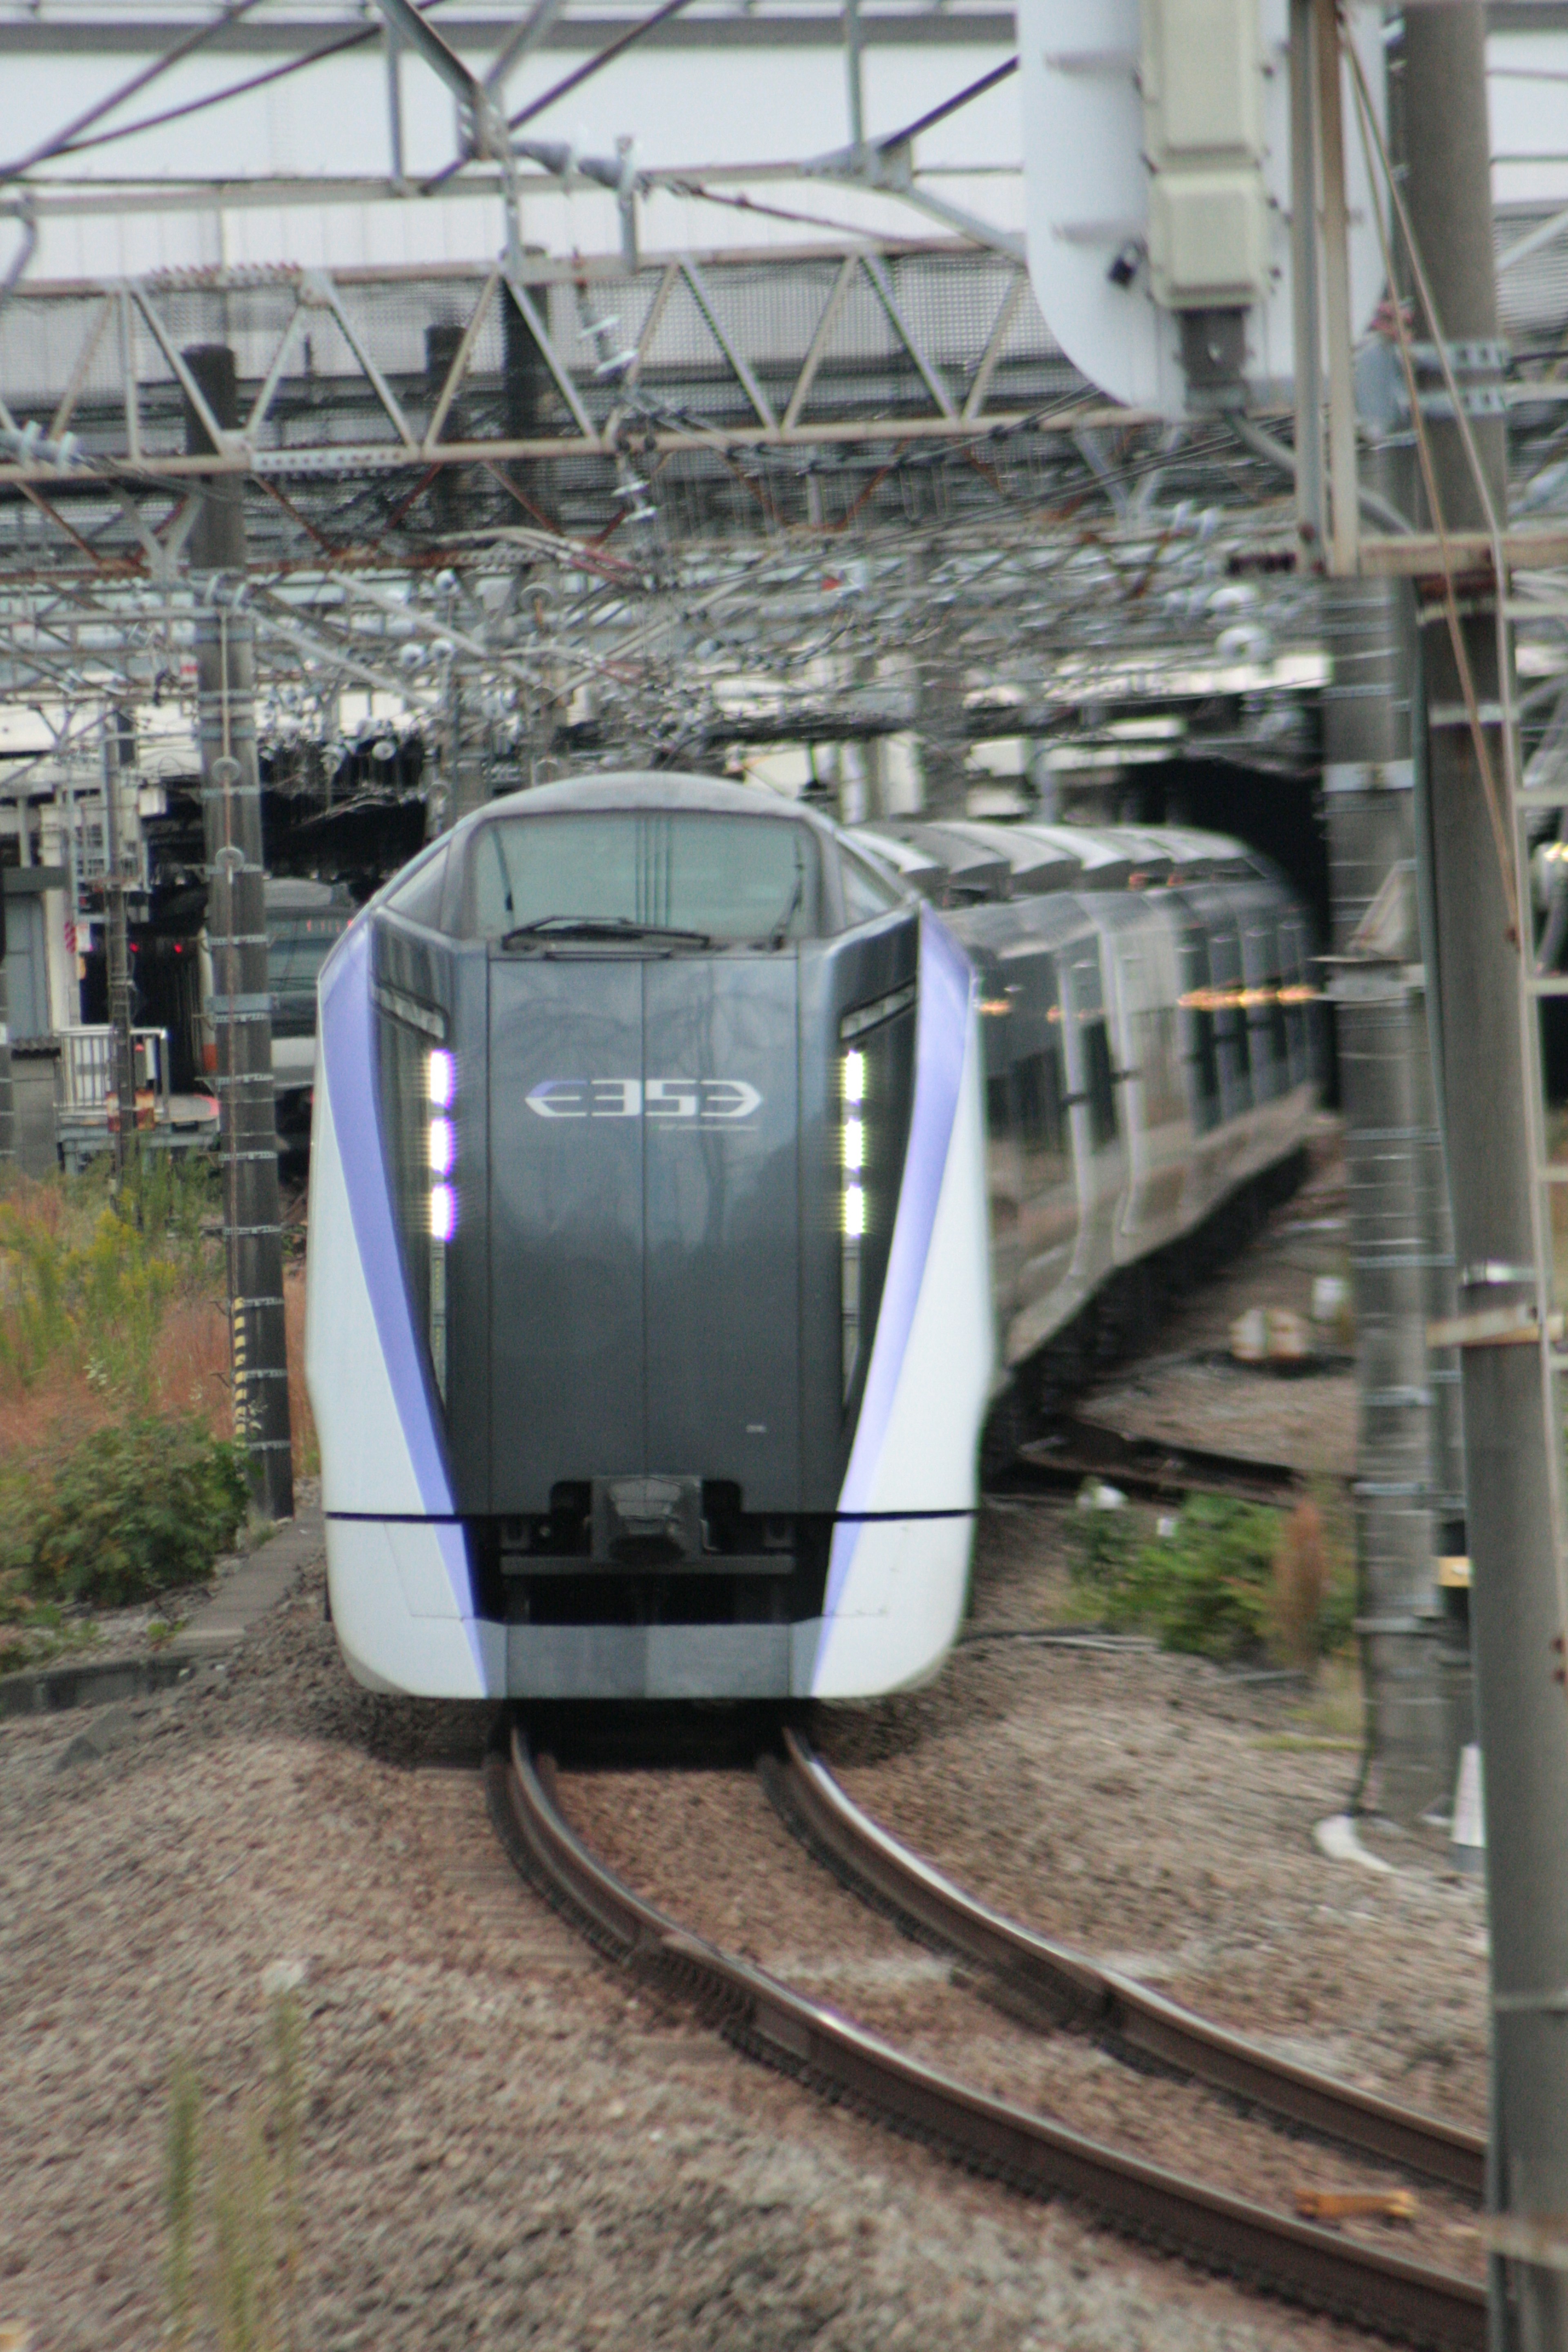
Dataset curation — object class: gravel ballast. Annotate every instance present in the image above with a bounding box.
[1,1541,1488,2350]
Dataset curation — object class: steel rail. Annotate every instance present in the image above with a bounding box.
[994,1416,1313,1509]
[487,1720,1485,2350]
[769,1730,1486,2201]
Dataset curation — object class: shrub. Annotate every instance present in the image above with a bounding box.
[21,1416,247,1608]
[1069,1486,1285,1663]
[1128,1495,1282,1660]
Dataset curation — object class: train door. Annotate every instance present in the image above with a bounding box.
[1062,939,1126,1293]
[641,956,802,1515]
[975,945,1023,1328]
[1242,906,1292,1114]
[487,959,646,1510]
[1005,940,1080,1351]
[1278,913,1314,1091]
[1110,907,1190,1256]
[1177,917,1225,1225]
[1206,915,1255,1127]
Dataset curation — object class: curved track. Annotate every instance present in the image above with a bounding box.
[487,1721,1485,2351]
[766,1731,1485,2199]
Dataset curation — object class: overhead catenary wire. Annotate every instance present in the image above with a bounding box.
[3,0,460,178]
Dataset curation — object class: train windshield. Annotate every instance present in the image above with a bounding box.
[267,919,349,992]
[469,812,820,946]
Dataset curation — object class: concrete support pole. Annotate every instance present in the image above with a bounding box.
[1404,10,1568,2340]
[1322,576,1451,1822]
[183,344,294,1523]
[0,894,13,1171]
[100,721,138,1181]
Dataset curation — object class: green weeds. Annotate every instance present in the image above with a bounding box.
[163,1984,307,2352]
[0,1165,252,1657]
[0,1157,216,1404]
[1067,1481,1357,1667]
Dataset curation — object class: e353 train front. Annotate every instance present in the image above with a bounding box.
[305,773,993,1703]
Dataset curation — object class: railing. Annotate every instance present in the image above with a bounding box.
[56,1026,172,1125]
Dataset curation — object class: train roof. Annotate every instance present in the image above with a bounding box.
[852,817,1273,903]
[464,770,827,828]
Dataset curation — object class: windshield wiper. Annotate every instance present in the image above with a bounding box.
[500,915,714,950]
[768,861,805,950]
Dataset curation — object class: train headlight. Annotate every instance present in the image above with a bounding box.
[841,1051,866,1395]
[427,1048,455,1392]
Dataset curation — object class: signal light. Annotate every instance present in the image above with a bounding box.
[844,1183,866,1240]
[428,1116,454,1176]
[428,1048,455,1106]
[430,1183,456,1243]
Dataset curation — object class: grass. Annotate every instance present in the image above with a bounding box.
[0,1155,315,1667]
[1261,1656,1369,1751]
[164,1983,306,2352]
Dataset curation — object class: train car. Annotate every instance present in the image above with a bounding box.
[307,775,1316,1706]
[897,823,1317,1390]
[306,774,992,1705]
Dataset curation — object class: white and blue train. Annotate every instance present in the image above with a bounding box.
[305,773,1316,1705]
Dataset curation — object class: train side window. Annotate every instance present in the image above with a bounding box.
[1137,1001,1186,1127]
[1208,926,1252,1110]
[1181,929,1222,1134]
[1263,973,1290,1087]
[385,843,450,930]
[840,849,905,926]
[1015,1044,1064,1155]
[994,956,1066,1198]
[1281,923,1309,1081]
[1084,1018,1118,1150]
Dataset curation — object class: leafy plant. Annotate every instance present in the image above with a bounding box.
[1125,1495,1281,1660]
[1070,1486,1288,1663]
[21,1417,247,1608]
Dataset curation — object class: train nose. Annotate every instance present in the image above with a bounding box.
[483,952,802,1518]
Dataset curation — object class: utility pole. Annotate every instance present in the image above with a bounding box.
[1402,8,1568,2337]
[183,343,294,1522]
[100,714,139,1182]
[0,871,12,1173]
[1321,572,1461,1822]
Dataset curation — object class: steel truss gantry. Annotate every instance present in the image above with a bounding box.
[0,232,1561,777]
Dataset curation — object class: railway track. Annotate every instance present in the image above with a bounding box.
[764,1731,1485,2199]
[995,1413,1312,1508]
[488,1719,1486,2350]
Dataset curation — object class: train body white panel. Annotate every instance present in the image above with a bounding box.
[305,1053,425,1521]
[813,962,991,1695]
[809,1516,976,1698]
[327,1519,500,1698]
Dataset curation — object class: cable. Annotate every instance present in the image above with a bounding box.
[0,0,273,183]
[9,0,457,178]
[1227,411,1415,539]
[422,0,702,193]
